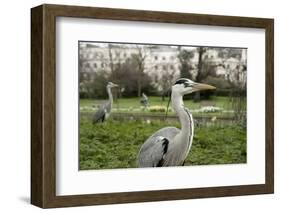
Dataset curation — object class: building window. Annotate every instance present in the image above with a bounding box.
[154,65,158,70]
[162,56,166,60]
[163,65,167,70]
[170,65,174,70]
[93,63,97,68]
[123,53,127,58]
[154,56,158,60]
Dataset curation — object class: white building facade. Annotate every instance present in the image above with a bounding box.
[79,42,247,90]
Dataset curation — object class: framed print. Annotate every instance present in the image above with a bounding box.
[31,4,274,208]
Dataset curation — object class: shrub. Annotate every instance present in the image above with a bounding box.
[148,105,167,113]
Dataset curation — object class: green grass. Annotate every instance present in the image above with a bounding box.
[80,96,235,118]
[186,124,246,165]
[81,96,232,110]
[79,119,246,170]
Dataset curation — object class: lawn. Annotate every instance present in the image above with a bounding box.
[80,96,236,118]
[81,96,231,109]
[79,119,246,170]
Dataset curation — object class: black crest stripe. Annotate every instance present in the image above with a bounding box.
[174,79,188,85]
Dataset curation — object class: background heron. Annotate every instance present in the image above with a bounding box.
[140,92,149,109]
[138,78,216,167]
[92,82,119,124]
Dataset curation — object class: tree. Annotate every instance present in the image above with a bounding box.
[79,71,108,99]
[195,47,208,82]
[108,55,153,98]
[177,47,195,79]
[132,45,150,97]
[194,47,209,101]
[160,68,177,101]
[108,44,115,73]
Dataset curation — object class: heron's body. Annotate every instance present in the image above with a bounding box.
[138,78,215,167]
[138,91,194,167]
[140,93,149,108]
[92,82,118,124]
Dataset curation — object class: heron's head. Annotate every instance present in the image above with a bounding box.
[172,78,216,95]
[107,82,119,88]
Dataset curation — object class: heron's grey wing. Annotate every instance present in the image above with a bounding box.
[92,106,106,123]
[138,136,169,167]
[138,127,180,167]
[92,102,107,123]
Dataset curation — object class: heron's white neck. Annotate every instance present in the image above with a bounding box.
[171,92,193,140]
[107,86,113,105]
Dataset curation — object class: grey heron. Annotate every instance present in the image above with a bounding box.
[138,78,216,167]
[92,82,119,124]
[140,92,149,108]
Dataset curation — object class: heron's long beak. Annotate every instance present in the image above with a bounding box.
[112,83,119,87]
[193,83,216,91]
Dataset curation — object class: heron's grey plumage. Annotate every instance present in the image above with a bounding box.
[92,82,118,124]
[138,78,215,168]
[140,92,149,108]
[138,86,194,167]
[138,127,180,167]
[92,101,112,123]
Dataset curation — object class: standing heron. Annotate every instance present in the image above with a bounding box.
[140,92,149,109]
[138,78,216,167]
[92,82,119,124]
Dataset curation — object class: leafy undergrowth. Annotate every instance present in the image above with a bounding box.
[79,119,246,170]
[185,124,246,166]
